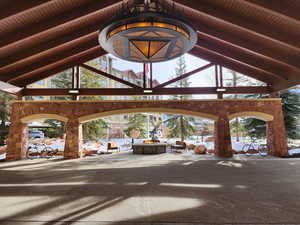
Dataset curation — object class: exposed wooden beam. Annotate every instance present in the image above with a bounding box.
[0,0,123,48]
[196,32,289,80]
[0,33,99,82]
[178,5,300,70]
[244,0,300,21]
[174,0,300,49]
[272,68,300,92]
[10,47,106,87]
[155,63,214,88]
[0,0,52,20]
[80,64,142,89]
[189,46,280,85]
[22,86,272,96]
[0,3,121,67]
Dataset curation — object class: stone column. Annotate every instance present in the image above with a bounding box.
[64,118,83,159]
[6,102,28,161]
[214,114,233,157]
[267,106,288,157]
[6,120,28,161]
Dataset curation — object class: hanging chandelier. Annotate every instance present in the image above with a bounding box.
[98,0,197,63]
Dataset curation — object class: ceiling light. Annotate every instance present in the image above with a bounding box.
[143,89,153,93]
[99,0,197,63]
[68,90,79,94]
[216,88,227,92]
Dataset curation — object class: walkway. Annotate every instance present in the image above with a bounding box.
[0,152,299,224]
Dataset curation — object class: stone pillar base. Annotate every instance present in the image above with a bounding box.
[64,118,82,159]
[267,119,288,157]
[214,115,233,158]
[6,121,28,161]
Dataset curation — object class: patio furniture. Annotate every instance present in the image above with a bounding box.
[171,141,187,151]
[132,143,166,154]
[107,142,119,152]
[194,145,207,154]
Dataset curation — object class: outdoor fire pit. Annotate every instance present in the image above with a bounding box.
[132,143,167,154]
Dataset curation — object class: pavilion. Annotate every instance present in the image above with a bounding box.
[0,0,299,160]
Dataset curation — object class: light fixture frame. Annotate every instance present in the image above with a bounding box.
[99,11,197,63]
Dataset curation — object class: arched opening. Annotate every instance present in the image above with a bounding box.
[21,114,68,159]
[228,111,273,156]
[77,108,217,157]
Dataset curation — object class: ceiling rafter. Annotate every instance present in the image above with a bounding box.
[0,0,123,48]
[196,32,290,80]
[0,0,52,20]
[243,0,300,21]
[10,47,106,87]
[0,3,122,67]
[0,1,299,91]
[0,33,99,82]
[173,0,300,50]
[189,46,279,85]
[174,4,300,70]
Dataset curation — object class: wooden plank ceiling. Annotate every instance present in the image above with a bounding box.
[0,0,299,92]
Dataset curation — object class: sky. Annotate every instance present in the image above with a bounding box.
[111,53,216,87]
[110,53,258,89]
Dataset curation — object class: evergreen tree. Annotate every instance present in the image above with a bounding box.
[49,59,108,140]
[165,115,196,141]
[281,90,300,139]
[124,114,147,139]
[82,119,108,140]
[224,70,259,141]
[79,60,108,139]
[244,89,300,139]
[149,120,162,140]
[0,93,14,145]
[173,56,190,99]
[79,60,107,101]
[243,118,266,139]
[44,119,65,138]
[50,70,72,101]
[164,56,196,141]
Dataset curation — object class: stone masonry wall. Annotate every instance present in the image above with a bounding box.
[6,99,288,160]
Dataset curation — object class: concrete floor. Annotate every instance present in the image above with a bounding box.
[0,151,300,225]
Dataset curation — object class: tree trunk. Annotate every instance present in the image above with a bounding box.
[180,115,184,142]
[235,118,240,142]
[0,120,6,146]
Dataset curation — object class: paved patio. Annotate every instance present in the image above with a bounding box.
[0,151,300,225]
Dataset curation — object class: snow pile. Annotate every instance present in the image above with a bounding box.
[0,153,5,160]
[288,148,300,156]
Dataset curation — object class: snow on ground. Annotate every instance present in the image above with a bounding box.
[288,148,300,156]
[0,153,6,160]
[1,137,300,160]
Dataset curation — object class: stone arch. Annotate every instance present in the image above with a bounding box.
[78,107,218,123]
[228,111,274,122]
[20,113,69,123]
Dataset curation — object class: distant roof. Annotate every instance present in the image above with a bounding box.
[0,0,299,92]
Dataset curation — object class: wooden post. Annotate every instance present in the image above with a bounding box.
[215,65,219,87]
[219,65,223,87]
[150,63,153,88]
[143,63,146,89]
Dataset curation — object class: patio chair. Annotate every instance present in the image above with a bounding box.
[171,141,187,152]
[107,142,120,152]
